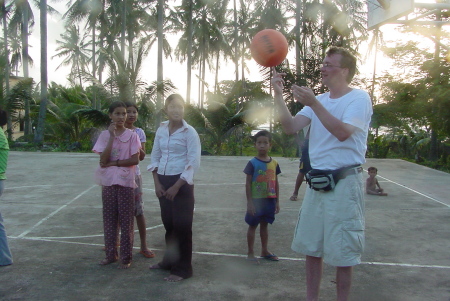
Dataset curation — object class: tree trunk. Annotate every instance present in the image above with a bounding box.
[198,62,202,109]
[92,26,96,80]
[430,8,442,161]
[295,0,301,79]
[121,0,126,62]
[34,0,48,145]
[156,0,164,127]
[186,0,193,104]
[233,0,239,83]
[1,3,12,140]
[22,7,31,137]
[214,52,219,93]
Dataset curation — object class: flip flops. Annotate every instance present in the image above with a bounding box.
[290,195,298,201]
[140,250,156,258]
[261,253,279,261]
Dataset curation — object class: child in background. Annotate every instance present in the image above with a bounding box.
[244,130,281,263]
[93,101,141,269]
[124,102,155,259]
[290,127,311,201]
[366,166,388,196]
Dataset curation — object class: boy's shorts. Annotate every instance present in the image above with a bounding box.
[291,172,365,267]
[299,157,312,174]
[245,198,277,226]
[134,174,144,216]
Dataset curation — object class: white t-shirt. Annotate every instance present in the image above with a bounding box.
[297,89,372,170]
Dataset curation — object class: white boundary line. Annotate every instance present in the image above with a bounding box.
[7,236,450,270]
[11,224,164,240]
[16,185,97,238]
[375,174,450,208]
[5,184,54,190]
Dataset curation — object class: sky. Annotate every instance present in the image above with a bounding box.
[24,1,446,106]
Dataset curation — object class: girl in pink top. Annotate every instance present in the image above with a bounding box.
[93,101,141,269]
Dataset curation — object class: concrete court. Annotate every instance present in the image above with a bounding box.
[0,151,449,301]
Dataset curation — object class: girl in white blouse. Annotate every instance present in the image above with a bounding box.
[147,94,201,282]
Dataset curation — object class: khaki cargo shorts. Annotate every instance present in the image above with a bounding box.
[291,172,365,267]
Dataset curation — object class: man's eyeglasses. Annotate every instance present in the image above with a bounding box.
[320,63,345,69]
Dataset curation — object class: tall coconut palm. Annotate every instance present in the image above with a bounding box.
[9,0,34,136]
[8,32,32,76]
[34,0,47,144]
[52,24,90,87]
[208,0,231,93]
[1,0,13,139]
[172,0,194,103]
[64,0,103,80]
[228,0,260,83]
[156,0,164,122]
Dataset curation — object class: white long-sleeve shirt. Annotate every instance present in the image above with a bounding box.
[147,120,201,185]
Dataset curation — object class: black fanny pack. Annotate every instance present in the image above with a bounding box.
[305,165,362,192]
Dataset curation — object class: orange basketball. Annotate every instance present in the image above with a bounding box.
[250,29,288,67]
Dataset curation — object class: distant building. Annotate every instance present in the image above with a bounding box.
[8,75,26,140]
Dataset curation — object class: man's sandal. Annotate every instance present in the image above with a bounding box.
[290,195,298,201]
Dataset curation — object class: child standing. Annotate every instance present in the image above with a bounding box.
[244,130,281,263]
[366,166,388,196]
[290,127,311,201]
[93,101,141,269]
[124,102,155,258]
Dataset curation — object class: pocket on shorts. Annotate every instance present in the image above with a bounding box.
[342,219,365,255]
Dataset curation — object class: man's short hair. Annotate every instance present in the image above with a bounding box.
[368,166,378,173]
[326,47,357,83]
[253,130,272,142]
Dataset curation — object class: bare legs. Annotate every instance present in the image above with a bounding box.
[336,266,352,301]
[305,255,353,301]
[247,224,258,259]
[306,256,323,301]
[247,221,276,260]
[290,172,305,201]
[136,214,155,257]
[259,221,270,256]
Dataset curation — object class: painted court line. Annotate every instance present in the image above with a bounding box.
[16,185,97,238]
[376,174,450,208]
[13,224,165,240]
[8,236,450,270]
[5,184,54,190]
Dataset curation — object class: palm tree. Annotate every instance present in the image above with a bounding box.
[8,33,31,76]
[155,0,164,125]
[34,0,48,144]
[173,0,229,107]
[1,0,13,139]
[52,24,89,86]
[43,84,100,146]
[207,0,231,93]
[52,24,90,87]
[9,0,34,137]
[172,0,194,103]
[197,91,247,154]
[64,0,103,81]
